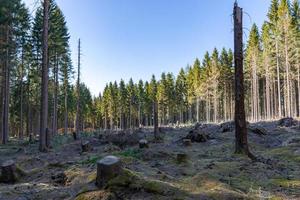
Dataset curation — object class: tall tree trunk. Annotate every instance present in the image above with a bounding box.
[39,0,49,151]
[75,39,81,135]
[284,35,291,117]
[276,40,282,118]
[19,46,24,140]
[52,52,58,135]
[2,24,10,144]
[64,82,68,135]
[233,2,254,159]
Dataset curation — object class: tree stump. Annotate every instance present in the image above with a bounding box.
[96,156,122,187]
[29,133,34,143]
[183,139,192,146]
[139,139,149,149]
[73,132,78,140]
[81,141,92,152]
[0,160,18,183]
[176,153,188,163]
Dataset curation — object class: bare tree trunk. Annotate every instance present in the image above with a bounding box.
[284,34,291,117]
[233,2,254,159]
[153,101,159,140]
[64,83,68,135]
[52,52,58,135]
[19,46,24,139]
[276,40,282,118]
[2,24,10,144]
[75,39,81,135]
[39,0,49,152]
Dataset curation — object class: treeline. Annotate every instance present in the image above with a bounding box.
[0,0,299,142]
[0,0,94,144]
[94,0,300,129]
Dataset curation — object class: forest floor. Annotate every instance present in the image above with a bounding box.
[0,119,299,200]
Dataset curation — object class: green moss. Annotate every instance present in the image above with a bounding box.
[272,179,300,188]
[80,155,103,165]
[113,148,141,160]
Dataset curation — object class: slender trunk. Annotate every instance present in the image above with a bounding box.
[64,81,68,135]
[75,39,81,135]
[284,35,291,117]
[2,24,10,144]
[233,3,253,158]
[19,46,24,139]
[276,40,282,117]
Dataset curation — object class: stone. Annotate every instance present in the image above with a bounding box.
[139,139,149,149]
[96,156,122,187]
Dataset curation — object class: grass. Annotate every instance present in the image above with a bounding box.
[79,155,103,165]
[113,148,142,160]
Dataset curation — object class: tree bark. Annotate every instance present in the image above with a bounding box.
[39,0,49,152]
[233,3,254,159]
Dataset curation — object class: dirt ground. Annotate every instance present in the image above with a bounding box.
[0,120,299,200]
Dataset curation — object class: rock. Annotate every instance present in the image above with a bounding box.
[176,153,188,163]
[51,172,68,185]
[185,129,208,143]
[81,141,92,152]
[96,156,122,187]
[278,117,297,127]
[0,160,18,183]
[183,139,192,146]
[139,139,149,149]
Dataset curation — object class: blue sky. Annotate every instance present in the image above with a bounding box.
[23,0,270,96]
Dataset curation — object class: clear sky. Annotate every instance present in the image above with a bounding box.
[23,0,270,96]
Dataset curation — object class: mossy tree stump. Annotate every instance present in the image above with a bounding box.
[96,156,122,187]
[176,153,188,163]
[183,139,192,146]
[81,141,92,152]
[0,160,18,183]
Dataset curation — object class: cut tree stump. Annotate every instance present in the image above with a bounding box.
[81,141,92,152]
[73,132,78,140]
[183,139,192,146]
[139,139,149,149]
[0,160,18,183]
[96,156,122,187]
[176,153,188,163]
[29,133,34,143]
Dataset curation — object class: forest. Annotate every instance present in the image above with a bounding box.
[0,0,299,200]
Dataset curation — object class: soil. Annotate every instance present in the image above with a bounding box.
[0,120,299,200]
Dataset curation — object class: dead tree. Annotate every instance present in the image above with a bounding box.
[75,39,81,137]
[233,2,254,159]
[39,0,49,152]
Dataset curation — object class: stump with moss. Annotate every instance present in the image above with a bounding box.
[177,153,188,163]
[81,141,92,152]
[96,156,122,187]
[183,139,192,146]
[139,139,149,149]
[0,160,19,183]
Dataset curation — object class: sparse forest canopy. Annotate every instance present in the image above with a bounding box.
[0,0,299,138]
